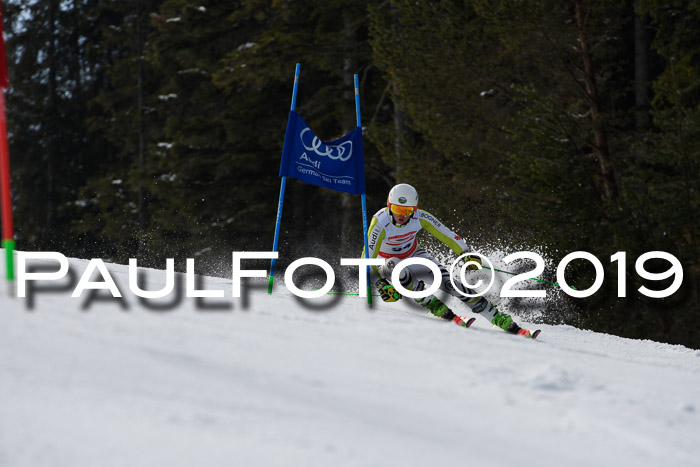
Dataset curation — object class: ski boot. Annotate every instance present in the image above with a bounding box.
[414,280,455,320]
[491,310,522,334]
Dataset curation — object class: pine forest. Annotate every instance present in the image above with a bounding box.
[2,0,699,348]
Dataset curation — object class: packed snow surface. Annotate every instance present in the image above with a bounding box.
[1,255,699,467]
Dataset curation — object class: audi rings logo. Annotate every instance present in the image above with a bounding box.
[300,128,352,161]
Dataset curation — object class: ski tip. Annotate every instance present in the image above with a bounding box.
[453,316,476,328]
[516,328,541,339]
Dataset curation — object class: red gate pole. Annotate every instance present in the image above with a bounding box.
[0,5,16,284]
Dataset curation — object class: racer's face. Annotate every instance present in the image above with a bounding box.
[391,211,410,225]
[389,203,415,226]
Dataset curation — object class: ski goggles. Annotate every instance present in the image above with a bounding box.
[390,204,416,216]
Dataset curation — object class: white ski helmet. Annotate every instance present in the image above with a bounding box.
[387,183,419,216]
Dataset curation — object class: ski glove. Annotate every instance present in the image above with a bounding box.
[460,253,483,271]
[375,278,402,302]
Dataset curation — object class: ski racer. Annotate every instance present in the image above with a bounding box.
[364,183,524,334]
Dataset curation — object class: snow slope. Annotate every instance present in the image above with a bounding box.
[1,255,699,467]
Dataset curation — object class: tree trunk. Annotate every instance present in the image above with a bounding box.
[390,1,409,180]
[339,11,358,257]
[136,3,148,254]
[393,84,410,180]
[71,5,83,174]
[634,1,651,130]
[46,0,58,229]
[575,1,618,202]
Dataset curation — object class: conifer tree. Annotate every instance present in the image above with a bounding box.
[75,0,164,262]
[3,0,105,254]
[214,0,388,261]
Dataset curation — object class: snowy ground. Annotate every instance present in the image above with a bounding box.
[1,254,699,467]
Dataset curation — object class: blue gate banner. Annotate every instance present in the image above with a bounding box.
[279,111,365,195]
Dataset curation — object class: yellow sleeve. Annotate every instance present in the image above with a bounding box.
[418,210,469,255]
[362,215,386,276]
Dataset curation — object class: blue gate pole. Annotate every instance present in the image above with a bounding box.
[268,63,300,294]
[355,74,372,305]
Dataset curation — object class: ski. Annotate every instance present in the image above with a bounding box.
[453,316,476,328]
[492,325,542,339]
[516,328,541,339]
[427,304,476,330]
[400,309,476,333]
[424,307,476,330]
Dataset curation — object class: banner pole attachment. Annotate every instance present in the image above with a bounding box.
[268,63,300,294]
[354,74,371,305]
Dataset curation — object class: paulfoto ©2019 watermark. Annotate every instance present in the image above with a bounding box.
[12,250,684,303]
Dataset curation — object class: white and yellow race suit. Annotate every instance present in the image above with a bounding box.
[366,208,468,262]
[363,207,498,318]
